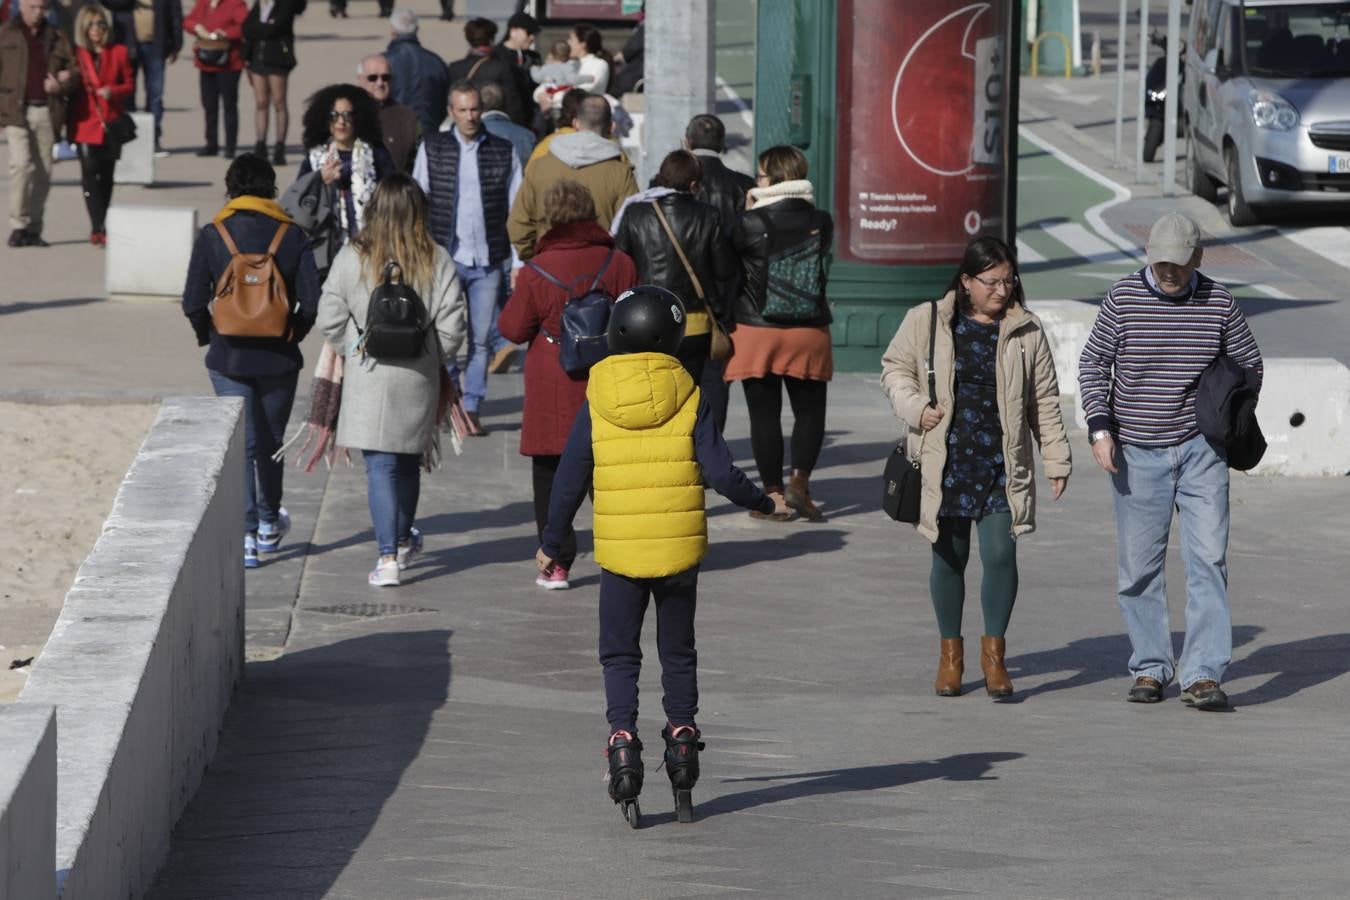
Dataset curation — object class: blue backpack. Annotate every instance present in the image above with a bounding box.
[528,248,616,375]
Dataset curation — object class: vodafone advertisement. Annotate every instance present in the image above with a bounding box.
[836,1,1014,264]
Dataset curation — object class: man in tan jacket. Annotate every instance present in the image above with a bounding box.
[508,93,637,261]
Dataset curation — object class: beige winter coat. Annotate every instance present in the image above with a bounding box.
[880,291,1071,543]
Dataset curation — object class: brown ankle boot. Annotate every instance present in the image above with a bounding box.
[934,637,964,696]
[980,636,1013,698]
[784,470,824,521]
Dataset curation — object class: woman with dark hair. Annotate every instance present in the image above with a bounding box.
[181,152,321,568]
[317,174,467,587]
[880,237,1071,700]
[69,3,133,245]
[498,178,639,591]
[242,0,301,164]
[184,0,248,158]
[568,22,610,94]
[725,144,833,522]
[291,84,393,266]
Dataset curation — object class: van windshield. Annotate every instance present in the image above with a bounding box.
[1240,3,1350,77]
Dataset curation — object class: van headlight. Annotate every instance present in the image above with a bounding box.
[1248,91,1299,130]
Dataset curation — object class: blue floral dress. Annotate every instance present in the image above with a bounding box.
[939,313,1010,518]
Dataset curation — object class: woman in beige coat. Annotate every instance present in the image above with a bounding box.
[880,238,1071,699]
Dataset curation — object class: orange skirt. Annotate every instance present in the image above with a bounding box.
[722,323,833,382]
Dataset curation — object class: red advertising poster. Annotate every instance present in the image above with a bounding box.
[545,0,640,21]
[836,0,1013,264]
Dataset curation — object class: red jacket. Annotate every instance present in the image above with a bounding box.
[69,44,132,146]
[498,220,639,457]
[183,0,247,72]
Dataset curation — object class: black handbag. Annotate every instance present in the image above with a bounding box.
[194,39,232,68]
[881,299,938,523]
[103,112,137,148]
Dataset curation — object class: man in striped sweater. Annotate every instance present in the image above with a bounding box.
[1079,212,1263,712]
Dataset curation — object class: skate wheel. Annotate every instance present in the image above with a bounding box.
[622,799,641,829]
[674,788,694,824]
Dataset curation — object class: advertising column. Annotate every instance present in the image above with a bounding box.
[835,1,1017,265]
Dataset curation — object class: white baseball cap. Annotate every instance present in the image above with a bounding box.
[1146,212,1201,266]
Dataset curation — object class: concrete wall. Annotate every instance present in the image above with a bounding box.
[18,396,245,898]
[0,705,57,900]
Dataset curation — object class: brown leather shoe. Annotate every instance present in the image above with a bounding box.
[980,636,1013,698]
[489,345,519,373]
[784,471,824,521]
[934,637,963,696]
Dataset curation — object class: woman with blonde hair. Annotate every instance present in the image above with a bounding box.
[69,3,133,244]
[317,174,467,587]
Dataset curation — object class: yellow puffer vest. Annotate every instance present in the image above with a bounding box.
[587,352,706,578]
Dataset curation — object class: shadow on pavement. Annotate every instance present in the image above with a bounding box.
[701,529,847,572]
[0,297,102,316]
[1224,632,1350,706]
[147,629,452,898]
[694,752,1025,820]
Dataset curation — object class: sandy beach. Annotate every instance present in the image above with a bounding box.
[0,402,157,702]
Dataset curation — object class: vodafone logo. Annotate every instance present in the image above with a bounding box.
[890,3,993,178]
[964,210,982,235]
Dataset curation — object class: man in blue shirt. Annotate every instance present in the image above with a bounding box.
[413,79,522,435]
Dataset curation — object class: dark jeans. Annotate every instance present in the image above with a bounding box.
[77,142,116,233]
[207,369,298,533]
[699,356,729,433]
[741,375,827,488]
[132,42,166,138]
[598,566,699,735]
[930,513,1018,639]
[531,454,577,570]
[200,69,241,151]
[361,450,421,557]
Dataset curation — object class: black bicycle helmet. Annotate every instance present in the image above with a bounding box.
[607,284,687,354]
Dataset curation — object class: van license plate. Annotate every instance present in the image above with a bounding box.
[1330,156,1350,174]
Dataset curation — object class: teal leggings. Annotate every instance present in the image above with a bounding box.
[930,514,1018,639]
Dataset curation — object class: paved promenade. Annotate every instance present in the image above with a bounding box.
[146,374,1350,899]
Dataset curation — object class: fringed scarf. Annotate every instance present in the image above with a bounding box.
[307,139,377,236]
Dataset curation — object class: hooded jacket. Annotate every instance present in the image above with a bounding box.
[541,352,773,578]
[508,129,638,260]
[880,291,1072,543]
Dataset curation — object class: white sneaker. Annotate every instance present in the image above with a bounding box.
[368,557,400,587]
[396,526,423,571]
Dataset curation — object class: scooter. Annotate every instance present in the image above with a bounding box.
[1143,30,1185,162]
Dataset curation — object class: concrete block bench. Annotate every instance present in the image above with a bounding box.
[105,205,197,301]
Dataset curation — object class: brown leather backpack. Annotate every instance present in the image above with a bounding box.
[209,221,294,339]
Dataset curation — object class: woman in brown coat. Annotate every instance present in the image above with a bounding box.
[880,237,1071,700]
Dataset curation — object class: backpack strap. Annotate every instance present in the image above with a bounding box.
[213,220,241,256]
[266,222,289,254]
[526,259,573,293]
[466,55,490,81]
[588,247,616,293]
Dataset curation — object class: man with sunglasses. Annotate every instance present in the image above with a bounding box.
[357,52,417,173]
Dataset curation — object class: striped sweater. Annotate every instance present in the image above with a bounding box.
[1078,268,1263,448]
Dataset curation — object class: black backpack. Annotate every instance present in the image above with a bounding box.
[352,261,429,360]
[528,248,616,375]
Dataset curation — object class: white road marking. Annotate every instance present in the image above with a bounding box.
[1283,227,1350,273]
[715,75,754,129]
[1018,126,1142,260]
[1015,238,1048,263]
[1250,283,1295,299]
[1042,222,1123,260]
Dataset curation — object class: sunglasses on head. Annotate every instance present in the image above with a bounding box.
[329,110,354,122]
[364,73,391,83]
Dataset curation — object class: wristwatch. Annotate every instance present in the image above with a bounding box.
[1088,429,1112,445]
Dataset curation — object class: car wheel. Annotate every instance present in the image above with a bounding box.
[1186,130,1218,202]
[1143,119,1164,163]
[1225,147,1259,226]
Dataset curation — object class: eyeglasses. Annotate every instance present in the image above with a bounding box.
[364,74,391,83]
[88,20,108,29]
[969,274,1019,290]
[328,110,354,122]
[756,171,769,180]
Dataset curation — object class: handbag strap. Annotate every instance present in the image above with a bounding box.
[466,55,490,81]
[77,50,110,128]
[650,200,704,301]
[925,298,937,408]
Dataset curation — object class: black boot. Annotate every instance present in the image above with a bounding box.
[605,731,643,802]
[272,142,287,165]
[253,140,267,159]
[662,724,704,823]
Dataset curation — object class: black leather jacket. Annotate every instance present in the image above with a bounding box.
[731,199,833,329]
[613,192,737,318]
[693,153,754,236]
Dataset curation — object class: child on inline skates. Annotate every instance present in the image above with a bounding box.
[536,285,786,827]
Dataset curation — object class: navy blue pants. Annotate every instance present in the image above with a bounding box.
[599,566,699,735]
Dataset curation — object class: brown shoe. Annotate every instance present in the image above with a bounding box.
[465,410,488,436]
[934,637,963,696]
[784,471,824,521]
[979,636,1013,698]
[489,345,519,373]
[749,489,794,522]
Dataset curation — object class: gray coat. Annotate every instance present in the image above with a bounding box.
[317,244,467,454]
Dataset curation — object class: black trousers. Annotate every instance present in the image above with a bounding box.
[675,332,711,386]
[741,375,827,488]
[599,566,699,735]
[199,69,241,151]
[78,143,117,233]
[532,455,577,570]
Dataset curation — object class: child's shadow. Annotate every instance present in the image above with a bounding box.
[639,751,1023,825]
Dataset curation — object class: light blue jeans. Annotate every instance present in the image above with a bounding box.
[1111,433,1231,689]
[362,450,420,557]
[452,260,511,413]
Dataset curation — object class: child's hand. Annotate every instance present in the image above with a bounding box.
[535,548,556,575]
[771,493,791,517]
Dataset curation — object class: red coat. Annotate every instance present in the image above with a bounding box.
[69,45,133,146]
[183,0,247,72]
[498,220,639,457]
